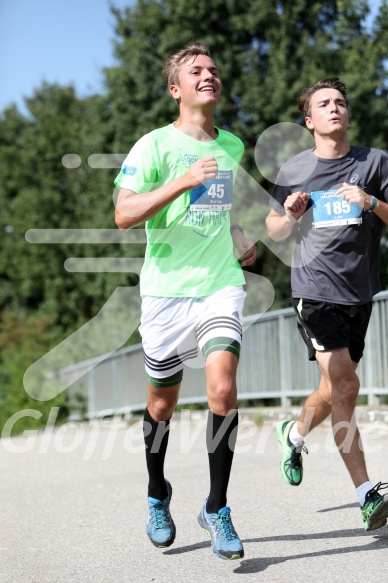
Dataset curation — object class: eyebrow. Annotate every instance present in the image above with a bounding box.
[317,97,346,105]
[188,65,219,73]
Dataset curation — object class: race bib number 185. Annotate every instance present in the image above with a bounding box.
[311,190,363,228]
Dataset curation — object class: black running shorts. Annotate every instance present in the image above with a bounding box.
[291,298,373,363]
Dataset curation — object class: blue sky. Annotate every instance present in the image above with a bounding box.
[0,0,131,114]
[0,0,382,116]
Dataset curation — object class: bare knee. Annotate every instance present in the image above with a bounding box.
[331,377,360,406]
[147,385,179,421]
[149,400,175,421]
[208,378,237,414]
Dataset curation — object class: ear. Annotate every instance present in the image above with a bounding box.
[305,116,314,130]
[169,83,181,101]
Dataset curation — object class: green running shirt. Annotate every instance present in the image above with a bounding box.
[115,124,246,297]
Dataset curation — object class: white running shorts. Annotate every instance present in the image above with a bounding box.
[139,286,246,382]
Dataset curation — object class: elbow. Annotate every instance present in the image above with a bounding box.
[265,220,281,242]
[115,213,126,231]
[265,217,291,242]
[268,231,287,242]
[115,209,136,230]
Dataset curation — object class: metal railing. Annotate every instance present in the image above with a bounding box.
[59,291,388,418]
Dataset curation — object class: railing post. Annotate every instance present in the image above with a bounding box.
[279,314,291,407]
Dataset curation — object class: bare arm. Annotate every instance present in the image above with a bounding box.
[231,228,257,267]
[265,191,310,241]
[115,156,218,230]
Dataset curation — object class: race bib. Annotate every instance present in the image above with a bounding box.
[310,190,363,228]
[190,170,233,211]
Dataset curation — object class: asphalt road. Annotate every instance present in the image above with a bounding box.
[1,410,387,583]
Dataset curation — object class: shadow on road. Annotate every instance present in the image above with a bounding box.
[317,502,359,513]
[234,532,388,574]
[164,527,388,573]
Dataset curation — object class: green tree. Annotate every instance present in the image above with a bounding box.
[0,84,142,328]
[0,85,142,431]
[1,0,387,431]
[0,310,68,434]
[105,0,388,309]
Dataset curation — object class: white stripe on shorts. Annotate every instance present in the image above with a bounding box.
[139,286,246,379]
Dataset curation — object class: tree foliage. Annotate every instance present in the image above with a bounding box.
[106,0,388,308]
[0,0,387,430]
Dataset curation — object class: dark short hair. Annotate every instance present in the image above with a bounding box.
[297,77,349,117]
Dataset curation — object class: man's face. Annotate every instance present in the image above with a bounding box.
[169,54,222,109]
[305,88,349,137]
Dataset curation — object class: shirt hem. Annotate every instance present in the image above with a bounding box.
[291,293,374,306]
[140,279,246,298]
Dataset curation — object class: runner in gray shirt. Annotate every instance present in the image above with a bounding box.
[271,145,386,304]
[266,77,388,531]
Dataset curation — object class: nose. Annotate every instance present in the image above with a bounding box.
[203,69,215,80]
[330,99,339,112]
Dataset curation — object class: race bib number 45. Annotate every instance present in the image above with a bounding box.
[311,190,363,228]
[190,170,233,211]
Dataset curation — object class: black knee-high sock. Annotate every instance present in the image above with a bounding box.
[143,407,170,500]
[206,410,239,514]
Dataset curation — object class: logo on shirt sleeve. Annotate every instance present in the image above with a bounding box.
[122,165,138,176]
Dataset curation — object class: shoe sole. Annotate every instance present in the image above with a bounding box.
[197,512,244,560]
[147,528,176,548]
[365,496,388,531]
[147,481,176,548]
[276,421,302,487]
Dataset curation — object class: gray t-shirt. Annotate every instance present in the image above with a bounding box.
[270,146,388,305]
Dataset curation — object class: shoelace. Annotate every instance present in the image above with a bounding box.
[213,513,237,541]
[290,444,308,469]
[150,503,169,529]
[367,481,388,502]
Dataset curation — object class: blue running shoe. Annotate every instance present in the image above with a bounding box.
[146,480,176,548]
[197,501,244,560]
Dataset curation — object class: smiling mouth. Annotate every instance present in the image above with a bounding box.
[199,86,215,93]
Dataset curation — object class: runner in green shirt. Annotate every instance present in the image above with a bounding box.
[115,42,256,560]
[115,122,246,297]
